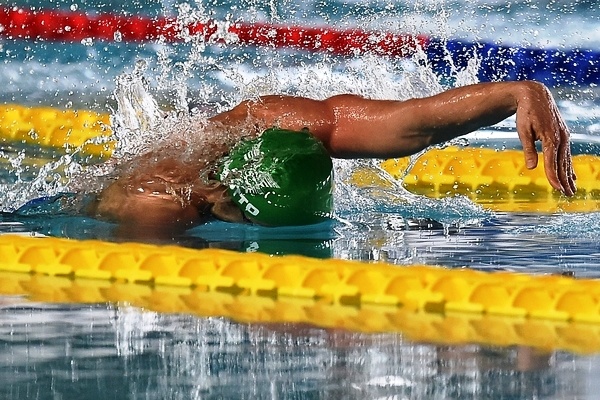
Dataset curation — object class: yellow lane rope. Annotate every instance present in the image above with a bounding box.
[1,105,599,353]
[2,235,600,353]
[362,147,600,213]
[2,103,599,212]
[0,104,114,160]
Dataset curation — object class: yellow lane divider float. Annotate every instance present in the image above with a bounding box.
[359,148,600,213]
[0,104,114,161]
[2,103,600,212]
[3,235,600,354]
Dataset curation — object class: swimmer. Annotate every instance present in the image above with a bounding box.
[92,80,577,232]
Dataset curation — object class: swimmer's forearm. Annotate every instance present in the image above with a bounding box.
[405,82,518,142]
[399,81,532,147]
[324,81,530,158]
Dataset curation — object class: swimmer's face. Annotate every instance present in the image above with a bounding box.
[94,180,206,230]
[95,146,246,229]
[94,173,245,229]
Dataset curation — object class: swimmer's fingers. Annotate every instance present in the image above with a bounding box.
[540,138,563,194]
[516,122,539,170]
[539,117,577,197]
[566,150,577,194]
[555,120,577,195]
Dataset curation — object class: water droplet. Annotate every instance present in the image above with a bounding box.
[134,59,148,74]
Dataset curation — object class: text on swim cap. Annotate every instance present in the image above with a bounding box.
[232,187,260,217]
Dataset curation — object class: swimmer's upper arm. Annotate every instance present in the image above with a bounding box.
[210,95,337,149]
[211,94,428,157]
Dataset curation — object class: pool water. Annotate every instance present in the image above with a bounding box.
[1,0,600,399]
[3,302,600,399]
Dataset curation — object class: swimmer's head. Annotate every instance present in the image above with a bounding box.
[218,127,333,226]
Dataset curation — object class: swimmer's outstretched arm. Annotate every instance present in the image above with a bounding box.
[215,80,576,196]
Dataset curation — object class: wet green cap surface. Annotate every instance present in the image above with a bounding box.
[219,128,333,226]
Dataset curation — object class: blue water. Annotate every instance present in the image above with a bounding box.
[2,0,600,399]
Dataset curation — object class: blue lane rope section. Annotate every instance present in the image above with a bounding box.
[426,38,600,87]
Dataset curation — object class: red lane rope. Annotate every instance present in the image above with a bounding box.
[226,23,426,57]
[0,7,427,57]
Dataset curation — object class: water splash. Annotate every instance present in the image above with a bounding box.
[0,152,80,212]
[333,157,490,226]
[1,3,493,224]
[111,60,166,157]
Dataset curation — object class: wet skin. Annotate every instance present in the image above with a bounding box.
[94,80,577,232]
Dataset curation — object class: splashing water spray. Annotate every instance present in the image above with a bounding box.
[1,1,490,235]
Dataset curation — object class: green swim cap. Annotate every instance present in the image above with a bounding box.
[218,127,333,226]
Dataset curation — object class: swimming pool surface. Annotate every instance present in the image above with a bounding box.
[2,0,600,398]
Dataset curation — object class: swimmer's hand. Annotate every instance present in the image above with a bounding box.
[514,81,577,196]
